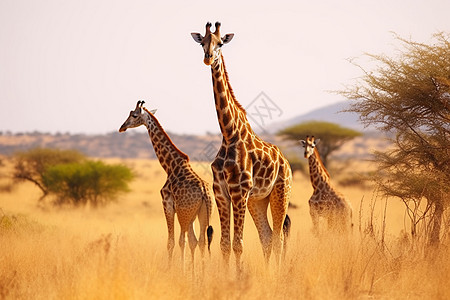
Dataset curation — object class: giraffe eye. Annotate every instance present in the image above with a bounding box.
[218,43,223,47]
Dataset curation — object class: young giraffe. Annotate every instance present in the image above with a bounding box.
[119,101,214,268]
[191,22,292,268]
[301,136,352,234]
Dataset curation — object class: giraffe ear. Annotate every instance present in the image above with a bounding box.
[299,140,306,147]
[191,33,203,43]
[149,109,157,115]
[314,139,321,145]
[222,33,234,44]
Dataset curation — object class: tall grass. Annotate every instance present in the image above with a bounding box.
[1,158,449,299]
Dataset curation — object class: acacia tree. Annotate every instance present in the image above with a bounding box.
[12,148,85,201]
[278,121,361,167]
[340,33,450,246]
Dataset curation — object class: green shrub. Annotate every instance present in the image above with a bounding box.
[12,148,86,200]
[43,161,133,207]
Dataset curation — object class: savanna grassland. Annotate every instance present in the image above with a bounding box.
[1,158,449,299]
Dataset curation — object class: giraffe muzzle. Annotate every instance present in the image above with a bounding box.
[204,54,214,65]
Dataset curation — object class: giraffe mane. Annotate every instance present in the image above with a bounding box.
[221,54,246,115]
[142,107,190,162]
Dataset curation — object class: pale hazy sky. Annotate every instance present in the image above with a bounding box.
[0,0,448,135]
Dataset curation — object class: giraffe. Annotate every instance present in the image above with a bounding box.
[300,136,352,235]
[119,101,214,268]
[191,22,292,268]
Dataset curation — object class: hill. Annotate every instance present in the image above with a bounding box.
[268,101,373,133]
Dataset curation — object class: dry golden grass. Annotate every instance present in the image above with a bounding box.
[1,158,449,299]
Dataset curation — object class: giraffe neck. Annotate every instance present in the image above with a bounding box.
[211,54,254,143]
[308,148,331,190]
[142,108,189,174]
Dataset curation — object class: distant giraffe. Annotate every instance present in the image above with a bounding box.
[191,22,292,268]
[301,136,352,234]
[119,101,214,268]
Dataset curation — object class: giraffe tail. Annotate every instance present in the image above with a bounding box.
[283,214,291,239]
[207,225,213,252]
[282,214,291,260]
[201,182,214,254]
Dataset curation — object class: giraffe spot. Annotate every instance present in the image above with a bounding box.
[226,170,240,183]
[226,146,237,161]
[216,81,224,93]
[219,97,228,110]
[257,167,266,178]
[217,147,226,158]
[255,177,264,187]
[239,173,251,185]
[221,113,230,126]
[254,139,263,148]
[253,160,261,171]
[225,127,234,138]
[249,151,257,161]
[266,164,274,176]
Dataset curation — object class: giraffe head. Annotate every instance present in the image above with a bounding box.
[300,136,320,159]
[119,101,157,132]
[191,22,234,66]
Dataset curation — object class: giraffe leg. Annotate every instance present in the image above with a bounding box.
[216,193,231,264]
[187,222,198,273]
[196,199,211,274]
[336,209,351,234]
[161,186,175,265]
[328,212,337,231]
[269,180,290,265]
[310,204,320,236]
[211,167,232,265]
[230,186,251,273]
[248,197,272,263]
[197,200,208,258]
[178,229,187,273]
[231,199,245,273]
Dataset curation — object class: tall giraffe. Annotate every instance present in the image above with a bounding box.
[301,136,352,234]
[191,22,292,268]
[119,101,214,268]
